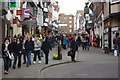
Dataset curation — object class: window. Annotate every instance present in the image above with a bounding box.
[69,21,72,23]
[64,17,67,19]
[62,21,64,23]
[69,25,72,28]
[69,29,72,32]
[69,17,72,19]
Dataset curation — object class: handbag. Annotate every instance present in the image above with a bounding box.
[40,51,44,57]
[67,50,73,56]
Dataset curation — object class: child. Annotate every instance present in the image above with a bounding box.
[104,39,109,54]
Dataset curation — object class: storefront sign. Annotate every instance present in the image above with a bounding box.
[24,8,30,18]
[32,16,37,20]
[9,0,16,9]
[16,10,22,15]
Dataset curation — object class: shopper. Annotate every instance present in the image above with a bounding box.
[2,38,10,74]
[13,37,22,69]
[22,35,28,64]
[8,37,15,68]
[33,36,41,64]
[41,37,52,64]
[63,34,67,49]
[70,36,78,62]
[117,35,120,56]
[25,36,34,67]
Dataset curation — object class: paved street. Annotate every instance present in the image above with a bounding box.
[2,47,118,78]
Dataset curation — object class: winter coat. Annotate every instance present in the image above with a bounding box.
[14,42,23,54]
[41,41,52,53]
[63,37,67,45]
[34,40,41,51]
[70,39,78,52]
[25,40,34,52]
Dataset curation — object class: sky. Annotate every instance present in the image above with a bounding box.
[57,0,88,15]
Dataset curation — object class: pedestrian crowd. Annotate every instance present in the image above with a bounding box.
[2,33,90,74]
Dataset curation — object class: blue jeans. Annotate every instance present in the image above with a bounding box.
[27,51,31,65]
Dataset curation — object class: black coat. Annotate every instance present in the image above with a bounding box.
[14,42,23,54]
[8,42,16,53]
[2,43,8,56]
[25,40,34,52]
[41,41,52,53]
[70,40,78,52]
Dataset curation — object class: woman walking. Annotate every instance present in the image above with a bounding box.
[25,36,34,67]
[63,34,67,49]
[13,37,22,69]
[33,36,41,64]
[8,37,15,68]
[2,38,10,74]
[41,37,52,64]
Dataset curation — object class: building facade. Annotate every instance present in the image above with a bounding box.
[59,14,74,33]
[75,10,85,33]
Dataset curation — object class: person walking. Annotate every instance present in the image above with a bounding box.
[63,34,67,49]
[104,39,109,54]
[2,38,10,74]
[41,37,52,64]
[33,36,41,64]
[70,36,78,62]
[22,35,28,64]
[77,34,81,47]
[117,35,120,56]
[8,37,15,68]
[25,36,34,67]
[13,37,22,69]
[85,34,90,50]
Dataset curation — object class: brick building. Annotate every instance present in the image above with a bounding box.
[59,14,74,33]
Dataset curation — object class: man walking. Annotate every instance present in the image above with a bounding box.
[70,35,78,62]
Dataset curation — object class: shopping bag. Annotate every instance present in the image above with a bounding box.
[66,45,68,48]
[8,52,14,60]
[67,50,73,56]
[114,50,117,56]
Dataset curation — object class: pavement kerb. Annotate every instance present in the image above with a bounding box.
[40,61,81,74]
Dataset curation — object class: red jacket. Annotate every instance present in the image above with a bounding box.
[67,37,70,42]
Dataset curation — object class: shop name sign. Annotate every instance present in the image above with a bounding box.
[24,8,30,18]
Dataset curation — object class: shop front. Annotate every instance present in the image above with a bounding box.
[111,27,120,50]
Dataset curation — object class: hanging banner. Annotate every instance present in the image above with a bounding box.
[16,10,22,15]
[17,20,22,27]
[24,8,30,18]
[13,17,17,24]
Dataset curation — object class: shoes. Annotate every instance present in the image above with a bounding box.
[72,60,76,62]
[4,71,8,74]
[13,66,16,69]
[45,63,48,65]
[39,61,41,64]
[18,66,21,68]
[26,65,29,67]
[33,61,36,65]
[23,62,26,64]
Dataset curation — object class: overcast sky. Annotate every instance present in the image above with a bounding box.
[57,0,88,15]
